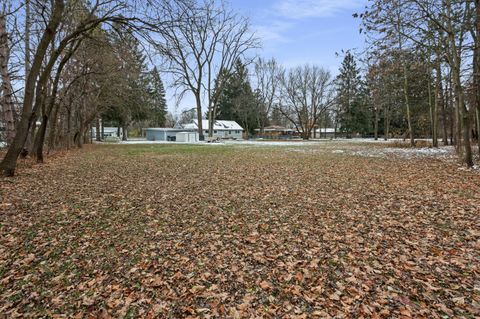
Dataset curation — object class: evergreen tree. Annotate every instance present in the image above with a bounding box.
[147,67,168,127]
[216,59,259,134]
[335,51,370,137]
[101,27,153,136]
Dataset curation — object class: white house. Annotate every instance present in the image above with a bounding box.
[91,127,123,139]
[183,120,243,139]
[314,128,336,138]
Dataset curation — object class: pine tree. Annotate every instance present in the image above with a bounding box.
[101,28,152,135]
[335,51,370,137]
[216,59,259,134]
[148,67,167,127]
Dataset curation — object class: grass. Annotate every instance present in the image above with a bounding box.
[0,141,479,318]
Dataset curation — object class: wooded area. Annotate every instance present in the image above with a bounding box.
[358,0,480,167]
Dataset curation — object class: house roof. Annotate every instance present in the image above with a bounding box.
[183,120,243,131]
[315,128,336,133]
[255,126,296,132]
[145,128,185,132]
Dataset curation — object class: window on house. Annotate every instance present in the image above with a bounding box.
[214,130,217,133]
[235,130,240,134]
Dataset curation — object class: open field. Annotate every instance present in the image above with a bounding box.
[1,141,479,318]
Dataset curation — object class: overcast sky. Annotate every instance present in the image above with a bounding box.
[166,0,368,114]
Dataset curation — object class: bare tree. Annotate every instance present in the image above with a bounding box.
[0,0,175,176]
[279,65,334,140]
[253,57,282,133]
[159,0,258,140]
[0,7,16,144]
[362,0,476,166]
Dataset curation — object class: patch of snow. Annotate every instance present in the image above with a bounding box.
[345,147,454,159]
[224,140,323,147]
[0,141,6,148]
[458,165,480,171]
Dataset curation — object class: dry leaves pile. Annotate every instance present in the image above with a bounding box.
[0,143,479,318]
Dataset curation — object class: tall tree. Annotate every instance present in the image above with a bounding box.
[216,59,258,135]
[0,0,65,176]
[147,67,168,127]
[0,0,174,175]
[253,57,282,133]
[361,0,476,165]
[159,0,258,140]
[335,51,370,137]
[279,64,333,140]
[0,8,16,144]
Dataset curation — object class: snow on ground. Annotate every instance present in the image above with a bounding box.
[118,139,325,147]
[113,138,461,160]
[346,147,455,159]
[224,140,323,147]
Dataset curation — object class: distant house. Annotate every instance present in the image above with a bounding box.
[254,125,299,139]
[91,127,123,139]
[313,128,336,139]
[183,120,243,140]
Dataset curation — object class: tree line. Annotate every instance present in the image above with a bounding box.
[1,0,479,177]
[0,0,257,176]
[358,0,480,167]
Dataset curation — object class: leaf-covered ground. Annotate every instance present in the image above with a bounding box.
[1,142,479,318]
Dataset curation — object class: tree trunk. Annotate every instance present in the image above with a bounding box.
[447,76,454,146]
[95,117,101,141]
[334,119,338,139]
[396,12,414,147]
[455,97,462,152]
[34,113,49,163]
[374,106,379,140]
[76,122,84,148]
[47,101,59,153]
[436,63,448,145]
[384,105,390,141]
[0,0,64,176]
[122,126,127,141]
[0,13,16,144]
[475,0,480,154]
[403,65,414,147]
[461,110,473,167]
[25,0,31,77]
[452,66,472,165]
[195,94,204,141]
[208,105,214,138]
[429,71,438,147]
[476,107,480,154]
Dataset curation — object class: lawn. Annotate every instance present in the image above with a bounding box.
[1,142,479,318]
